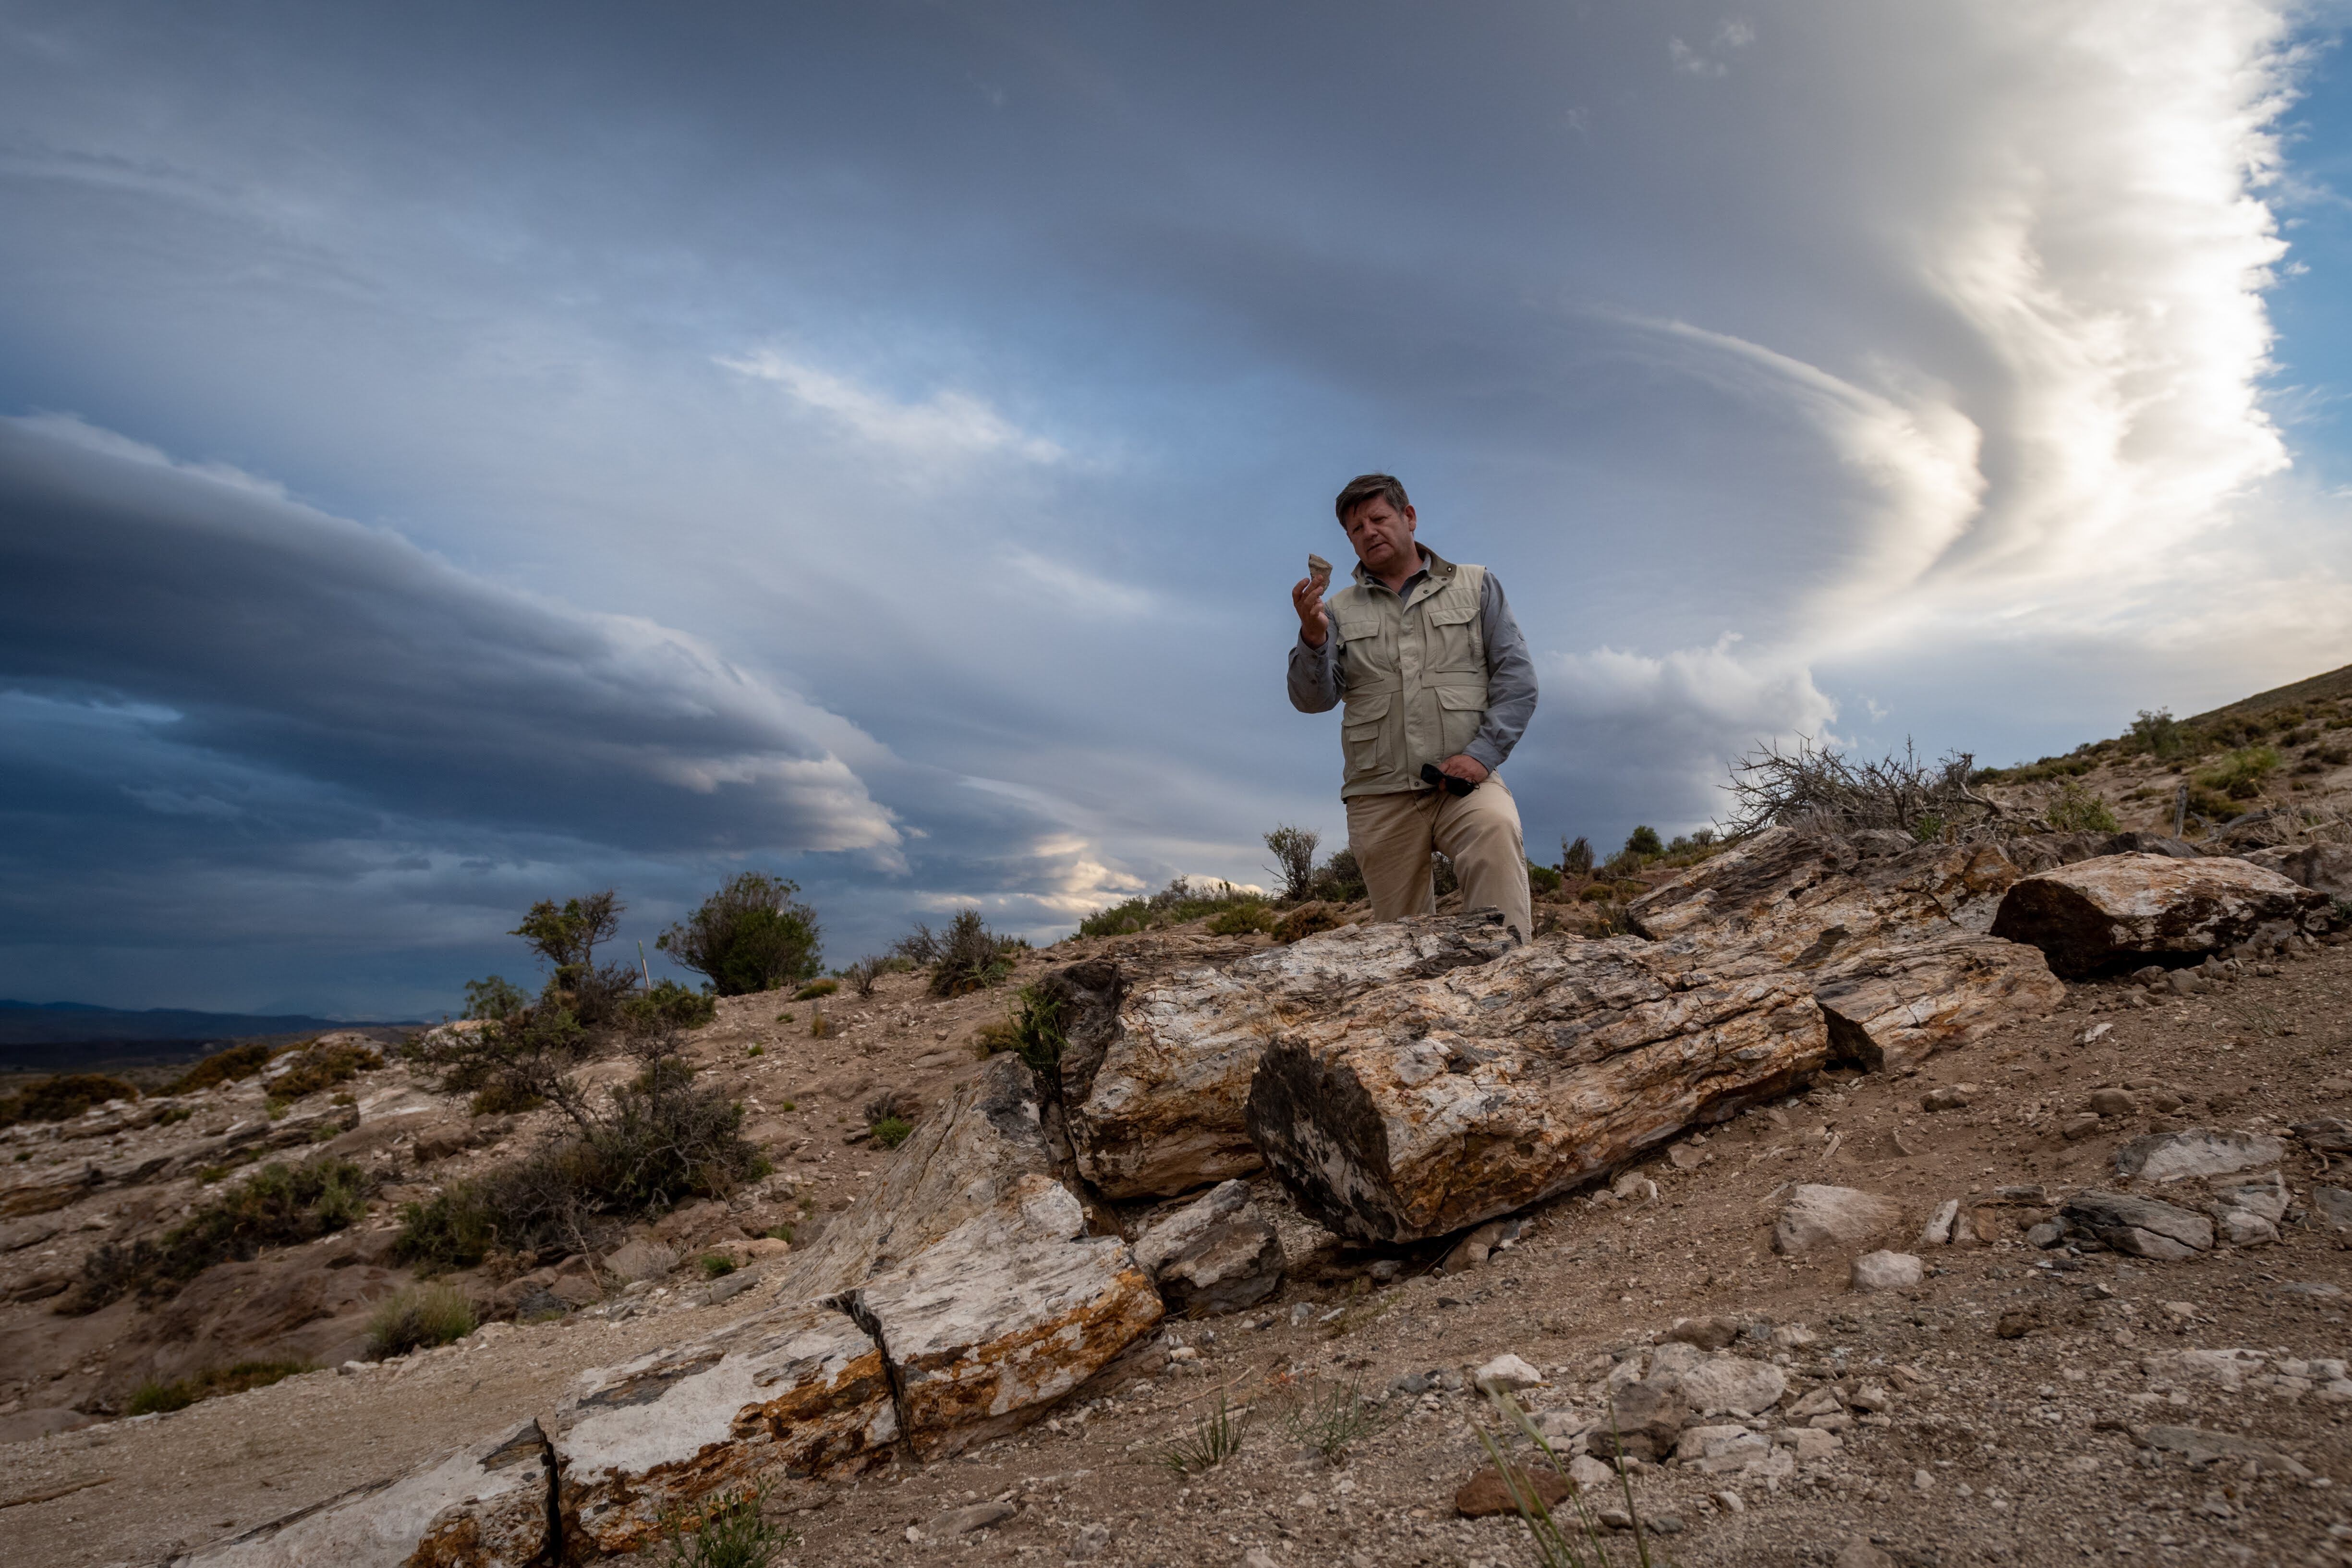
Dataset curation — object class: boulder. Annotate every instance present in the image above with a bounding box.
[1629,828,2062,1070]
[1035,916,1520,1199]
[1455,1464,1574,1518]
[1988,853,2328,976]
[2243,843,2352,899]
[1773,1185,1903,1256]
[188,1054,1164,1565]
[597,1238,677,1282]
[1600,1377,1689,1460]
[2060,1190,2214,1260]
[1472,1353,1547,1393]
[1129,1179,1285,1316]
[2112,1129,2285,1185]
[1247,934,1829,1242]
[1656,1354,1786,1417]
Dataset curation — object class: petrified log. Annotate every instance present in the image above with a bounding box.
[1131,1179,1285,1315]
[1988,852,2329,976]
[1039,915,1519,1198]
[1629,828,2063,1070]
[185,1054,1162,1567]
[1246,935,1828,1242]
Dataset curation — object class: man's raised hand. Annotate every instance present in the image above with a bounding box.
[1293,575,1330,648]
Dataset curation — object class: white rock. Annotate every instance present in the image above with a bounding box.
[1850,1251,1925,1291]
[1666,1354,1788,1417]
[1918,1199,1960,1247]
[1473,1353,1547,1394]
[1569,1454,1618,1493]
[1774,1185,1903,1255]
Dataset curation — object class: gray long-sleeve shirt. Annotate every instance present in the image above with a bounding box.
[1286,553,1538,775]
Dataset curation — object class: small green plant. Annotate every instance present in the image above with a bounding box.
[1264,824,1321,901]
[656,1483,797,1568]
[159,1105,195,1124]
[268,1039,384,1099]
[808,1012,832,1039]
[745,1044,764,1058]
[463,975,530,1021]
[1908,813,1947,844]
[2195,745,2281,801]
[764,1224,794,1243]
[2045,781,2119,833]
[775,1009,794,1022]
[698,1252,738,1278]
[366,1283,478,1358]
[1622,826,1662,858]
[125,1359,313,1415]
[2129,706,2192,760]
[659,873,823,998]
[1281,1379,1385,1462]
[1527,861,1564,895]
[1577,884,1615,903]
[1163,1392,1249,1474]
[69,1155,370,1311]
[1560,836,1595,877]
[1007,983,1067,1070]
[870,1115,913,1148]
[1469,1388,1665,1568]
[1078,877,1273,937]
[923,909,1021,996]
[793,978,837,1000]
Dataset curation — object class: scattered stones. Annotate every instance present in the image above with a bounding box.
[1774,1185,1903,1256]
[1850,1250,1924,1291]
[2113,1129,2286,1184]
[2060,1189,2214,1259]
[1454,1464,1573,1517]
[1989,852,2328,976]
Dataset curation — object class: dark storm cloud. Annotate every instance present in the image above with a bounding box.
[0,416,899,857]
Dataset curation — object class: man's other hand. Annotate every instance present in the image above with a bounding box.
[1438,754,1489,786]
[1292,576,1330,648]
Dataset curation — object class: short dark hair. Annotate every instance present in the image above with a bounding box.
[1334,473,1410,524]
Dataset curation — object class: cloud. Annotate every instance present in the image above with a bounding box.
[717,348,1065,466]
[0,414,902,858]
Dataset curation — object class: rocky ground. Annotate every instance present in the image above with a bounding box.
[1,900,2348,1566]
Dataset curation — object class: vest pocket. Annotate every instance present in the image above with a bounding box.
[1423,600,1481,673]
[1434,684,1486,760]
[1341,690,1393,780]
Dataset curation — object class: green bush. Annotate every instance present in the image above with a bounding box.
[0,1073,139,1128]
[1264,825,1321,902]
[659,874,822,997]
[869,1115,914,1149]
[1559,836,1595,877]
[1526,861,1563,895]
[366,1283,476,1358]
[792,978,837,1000]
[413,1004,593,1116]
[126,1359,312,1415]
[463,975,530,1021]
[1077,877,1273,937]
[699,1252,738,1279]
[1623,826,1663,858]
[71,1156,370,1310]
[2045,782,2120,834]
[656,1484,798,1568]
[513,890,640,1024]
[167,1043,276,1094]
[623,979,717,1033]
[1307,846,1367,905]
[2195,745,2280,802]
[1207,903,1276,935]
[2128,707,2194,760]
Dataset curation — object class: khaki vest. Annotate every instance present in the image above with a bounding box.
[1330,549,1489,797]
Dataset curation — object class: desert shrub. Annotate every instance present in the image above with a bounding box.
[623,979,716,1033]
[412,1005,594,1116]
[1577,884,1615,903]
[699,1252,737,1279]
[1263,825,1321,902]
[1009,983,1067,1069]
[2195,745,2280,801]
[267,1039,383,1100]
[659,874,822,997]
[2128,707,2193,759]
[869,1115,913,1149]
[167,1043,276,1095]
[840,956,886,997]
[1526,862,1563,895]
[1077,878,1271,937]
[656,1484,797,1568]
[792,978,837,1000]
[396,1057,765,1270]
[1275,902,1346,944]
[1207,903,1276,936]
[929,909,1021,996]
[1723,736,1997,839]
[70,1155,370,1310]
[863,1089,921,1130]
[126,1358,312,1415]
[0,1072,139,1128]
[366,1283,477,1358]
[1431,852,1459,897]
[1622,825,1663,858]
[515,890,640,1024]
[1559,836,1595,877]
[463,975,530,1021]
[1163,1393,1249,1474]
[1307,845,1367,904]
[2045,782,2120,834]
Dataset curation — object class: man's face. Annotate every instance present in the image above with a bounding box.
[1341,498,1418,576]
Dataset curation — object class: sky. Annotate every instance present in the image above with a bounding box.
[2,1,2350,1018]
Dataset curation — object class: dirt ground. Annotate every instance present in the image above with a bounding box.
[3,913,2349,1567]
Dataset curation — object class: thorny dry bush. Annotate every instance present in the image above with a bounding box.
[1719,736,2005,842]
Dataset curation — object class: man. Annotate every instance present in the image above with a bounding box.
[1288,473,1538,942]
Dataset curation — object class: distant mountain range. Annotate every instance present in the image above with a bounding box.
[0,1000,420,1071]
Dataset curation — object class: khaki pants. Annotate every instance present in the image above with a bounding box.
[1346,778,1532,943]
